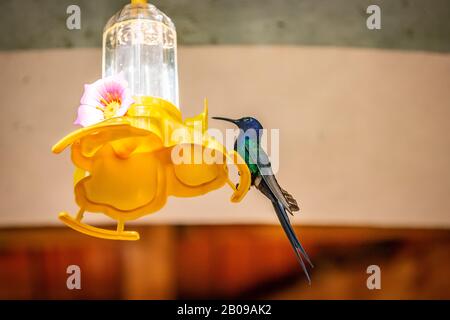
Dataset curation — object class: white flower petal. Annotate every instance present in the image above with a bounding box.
[74,104,104,127]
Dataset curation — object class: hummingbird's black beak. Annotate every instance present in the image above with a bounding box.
[211,116,238,124]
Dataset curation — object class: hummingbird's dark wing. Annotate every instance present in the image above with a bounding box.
[257,178,313,283]
[238,135,299,213]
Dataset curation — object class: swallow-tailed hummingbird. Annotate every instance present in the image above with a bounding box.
[212,116,313,284]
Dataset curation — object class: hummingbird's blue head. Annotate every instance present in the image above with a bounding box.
[212,116,263,133]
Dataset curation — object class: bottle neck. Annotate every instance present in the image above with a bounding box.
[131,0,147,4]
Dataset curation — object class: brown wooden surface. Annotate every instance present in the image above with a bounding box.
[0,226,449,299]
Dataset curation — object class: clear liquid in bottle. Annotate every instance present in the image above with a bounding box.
[102,2,179,107]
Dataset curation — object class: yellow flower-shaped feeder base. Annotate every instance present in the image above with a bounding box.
[52,97,251,240]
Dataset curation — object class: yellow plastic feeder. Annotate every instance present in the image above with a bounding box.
[52,0,250,240]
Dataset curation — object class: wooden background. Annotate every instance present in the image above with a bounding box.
[1,226,449,299]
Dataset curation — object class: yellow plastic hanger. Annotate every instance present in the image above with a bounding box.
[53,97,251,240]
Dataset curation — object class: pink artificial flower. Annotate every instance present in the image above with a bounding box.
[74,75,134,127]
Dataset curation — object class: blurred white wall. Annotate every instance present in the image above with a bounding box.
[1,46,450,228]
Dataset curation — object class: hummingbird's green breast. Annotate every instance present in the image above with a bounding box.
[243,137,260,175]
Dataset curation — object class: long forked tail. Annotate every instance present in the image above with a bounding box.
[271,200,313,284]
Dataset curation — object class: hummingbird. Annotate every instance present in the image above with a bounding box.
[212,116,313,284]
